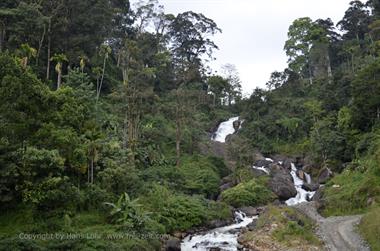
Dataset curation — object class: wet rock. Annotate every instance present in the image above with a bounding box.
[269,165,297,200]
[249,168,268,177]
[165,237,181,251]
[296,169,306,181]
[282,158,292,170]
[253,159,272,168]
[229,228,241,234]
[318,167,333,184]
[312,186,325,202]
[302,183,319,192]
[238,207,258,216]
[253,150,265,162]
[209,248,221,251]
[209,219,233,228]
[246,219,258,231]
[302,164,316,174]
[295,156,304,168]
[233,120,241,131]
[220,182,234,192]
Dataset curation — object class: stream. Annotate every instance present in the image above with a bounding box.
[181,116,316,251]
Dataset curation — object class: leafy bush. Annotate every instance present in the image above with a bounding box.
[98,163,142,196]
[140,184,230,233]
[179,158,220,198]
[104,193,159,233]
[142,155,223,198]
[221,179,276,207]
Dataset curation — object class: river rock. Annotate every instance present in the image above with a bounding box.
[238,207,258,216]
[318,167,333,184]
[312,186,325,202]
[294,156,304,168]
[209,219,233,228]
[253,150,265,162]
[269,164,297,200]
[165,237,181,251]
[296,170,306,181]
[220,182,234,192]
[282,158,292,170]
[209,248,221,251]
[253,159,272,168]
[302,164,314,174]
[246,219,258,231]
[250,168,268,177]
[302,183,319,192]
[233,120,241,131]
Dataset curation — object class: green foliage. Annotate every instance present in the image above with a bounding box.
[104,193,156,233]
[221,179,276,207]
[265,206,321,246]
[322,157,380,216]
[178,156,221,198]
[140,184,231,233]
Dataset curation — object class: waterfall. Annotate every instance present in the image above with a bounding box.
[212,116,239,143]
[285,164,315,206]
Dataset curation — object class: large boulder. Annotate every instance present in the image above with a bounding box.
[254,159,272,168]
[318,167,333,184]
[220,182,234,192]
[233,120,241,131]
[282,158,292,170]
[238,207,259,216]
[302,183,319,192]
[312,186,325,202]
[296,170,307,182]
[250,167,268,177]
[268,164,297,200]
[165,238,181,251]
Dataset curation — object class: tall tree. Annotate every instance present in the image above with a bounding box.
[168,11,221,165]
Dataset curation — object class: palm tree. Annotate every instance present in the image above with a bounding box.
[50,53,68,89]
[97,44,111,101]
[18,44,37,68]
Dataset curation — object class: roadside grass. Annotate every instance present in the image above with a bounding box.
[359,206,380,251]
[260,206,321,247]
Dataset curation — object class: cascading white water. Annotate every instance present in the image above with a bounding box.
[252,165,270,174]
[285,163,315,206]
[181,211,257,251]
[212,116,239,143]
[188,118,317,250]
[305,173,311,184]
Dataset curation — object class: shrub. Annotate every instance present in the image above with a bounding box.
[221,179,276,207]
[178,156,221,198]
[140,184,230,233]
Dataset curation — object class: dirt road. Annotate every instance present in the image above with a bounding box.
[294,202,370,251]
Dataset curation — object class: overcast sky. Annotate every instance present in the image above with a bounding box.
[133,0,358,94]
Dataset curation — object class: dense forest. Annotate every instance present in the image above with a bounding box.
[0,0,380,250]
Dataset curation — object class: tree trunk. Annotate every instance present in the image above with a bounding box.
[0,23,5,53]
[36,24,46,66]
[57,71,62,89]
[326,52,333,84]
[175,91,181,166]
[46,18,52,81]
[97,56,107,101]
[90,158,94,184]
[308,66,313,85]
